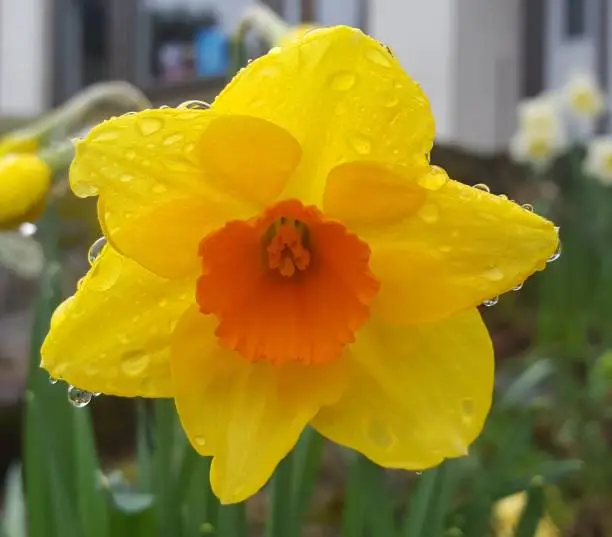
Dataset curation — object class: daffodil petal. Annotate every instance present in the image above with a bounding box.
[72,109,300,278]
[213,26,434,205]
[312,309,493,468]
[171,307,345,504]
[356,175,558,324]
[41,246,194,396]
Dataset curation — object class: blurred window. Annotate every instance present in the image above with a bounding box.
[565,0,586,37]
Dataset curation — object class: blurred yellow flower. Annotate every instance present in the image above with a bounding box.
[0,153,51,229]
[584,136,612,185]
[0,134,38,157]
[494,492,560,537]
[510,96,566,167]
[41,26,558,504]
[563,72,605,120]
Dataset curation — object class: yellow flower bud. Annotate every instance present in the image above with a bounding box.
[0,154,51,229]
[0,135,38,157]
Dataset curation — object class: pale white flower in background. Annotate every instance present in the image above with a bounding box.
[563,72,605,121]
[584,136,612,185]
[493,492,559,537]
[510,95,567,168]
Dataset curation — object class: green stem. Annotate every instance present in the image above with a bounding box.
[265,455,296,537]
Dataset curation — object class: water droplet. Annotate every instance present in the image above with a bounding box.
[152,184,167,194]
[18,222,37,237]
[521,203,534,212]
[482,296,499,307]
[473,183,490,193]
[498,194,509,200]
[512,282,523,291]
[383,93,399,108]
[365,47,391,67]
[49,376,59,385]
[419,165,448,190]
[72,181,99,198]
[417,202,439,223]
[461,398,474,422]
[330,72,357,91]
[178,100,210,109]
[350,135,371,155]
[415,471,423,476]
[92,130,119,142]
[137,117,163,136]
[88,237,107,265]
[92,392,101,397]
[88,251,123,291]
[547,240,562,263]
[125,149,136,160]
[194,436,206,447]
[439,245,452,253]
[163,133,184,145]
[120,350,151,376]
[119,173,133,183]
[67,386,92,408]
[484,267,504,281]
[366,419,393,448]
[184,142,195,153]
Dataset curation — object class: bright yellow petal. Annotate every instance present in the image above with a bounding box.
[326,166,558,324]
[72,108,300,278]
[213,26,434,205]
[171,307,345,504]
[312,309,493,468]
[41,245,195,396]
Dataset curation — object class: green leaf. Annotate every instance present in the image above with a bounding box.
[182,457,217,537]
[108,491,157,537]
[290,428,324,526]
[513,481,546,537]
[216,503,247,537]
[266,455,295,537]
[340,453,366,537]
[402,469,439,537]
[0,232,44,279]
[499,359,554,409]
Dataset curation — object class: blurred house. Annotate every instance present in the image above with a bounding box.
[370,0,612,153]
[0,0,363,118]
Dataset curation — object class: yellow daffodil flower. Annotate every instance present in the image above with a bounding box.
[563,72,605,120]
[584,136,612,186]
[277,24,318,48]
[0,134,38,157]
[494,492,559,537]
[0,153,51,229]
[41,26,558,504]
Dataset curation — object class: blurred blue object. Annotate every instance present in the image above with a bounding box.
[195,27,229,78]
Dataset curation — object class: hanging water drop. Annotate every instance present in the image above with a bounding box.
[547,240,562,263]
[521,203,534,212]
[498,194,509,200]
[178,100,210,110]
[49,376,59,385]
[482,296,499,307]
[67,386,92,408]
[512,282,523,291]
[473,183,490,193]
[92,392,101,397]
[88,237,107,265]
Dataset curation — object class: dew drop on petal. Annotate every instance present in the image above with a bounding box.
[120,350,151,376]
[330,72,357,91]
[119,173,133,183]
[18,222,37,237]
[163,133,184,145]
[152,184,168,194]
[92,130,119,142]
[88,251,123,291]
[194,436,207,447]
[366,419,393,448]
[473,183,490,193]
[547,240,562,263]
[178,100,210,109]
[521,203,535,212]
[417,202,439,223]
[125,149,136,160]
[49,376,59,385]
[92,392,101,397]
[461,398,474,423]
[419,165,448,191]
[483,266,504,281]
[67,386,92,408]
[365,47,391,67]
[137,117,163,136]
[350,135,371,155]
[482,296,499,307]
[88,237,107,265]
[498,194,509,200]
[512,282,524,291]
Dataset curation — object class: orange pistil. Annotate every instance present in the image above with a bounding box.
[196,199,380,365]
[266,221,311,277]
